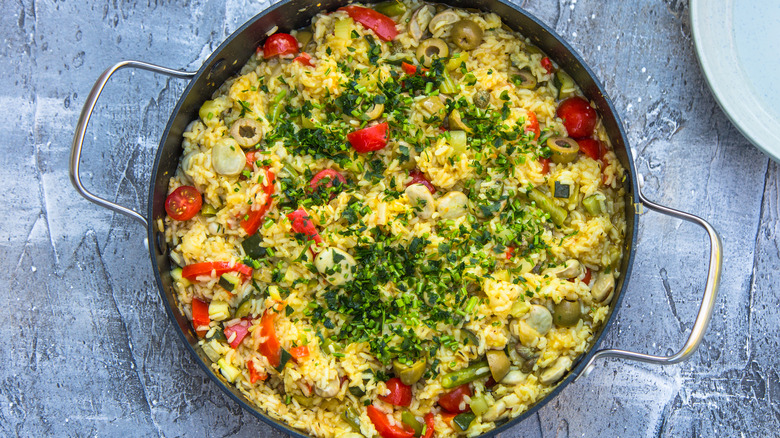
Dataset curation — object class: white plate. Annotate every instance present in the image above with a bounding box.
[690,0,780,162]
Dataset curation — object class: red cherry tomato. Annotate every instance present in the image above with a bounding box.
[294,52,314,67]
[165,186,202,221]
[181,261,253,280]
[367,405,415,438]
[340,6,399,41]
[556,97,598,139]
[539,157,551,174]
[407,169,436,194]
[525,111,540,140]
[258,309,281,367]
[191,297,210,337]
[378,377,413,407]
[347,122,389,153]
[541,56,554,74]
[309,169,347,196]
[287,208,323,244]
[262,33,299,58]
[437,384,471,413]
[577,138,602,161]
[240,169,275,236]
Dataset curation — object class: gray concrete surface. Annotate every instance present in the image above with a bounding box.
[1,0,777,436]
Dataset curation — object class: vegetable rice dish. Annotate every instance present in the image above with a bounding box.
[162,1,626,436]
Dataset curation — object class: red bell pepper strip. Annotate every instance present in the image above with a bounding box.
[539,157,551,174]
[367,405,415,438]
[505,246,515,260]
[247,359,267,383]
[261,33,299,58]
[245,150,257,168]
[287,208,323,244]
[407,169,436,194]
[224,318,252,349]
[182,261,253,280]
[401,62,428,75]
[583,267,592,285]
[437,384,472,413]
[422,413,435,438]
[258,309,281,368]
[191,298,210,337]
[290,345,310,361]
[348,122,389,153]
[241,169,276,236]
[541,56,554,74]
[378,377,413,407]
[294,52,314,67]
[340,6,398,41]
[525,111,540,140]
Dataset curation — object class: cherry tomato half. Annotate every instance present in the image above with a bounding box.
[541,56,554,74]
[367,405,415,438]
[262,33,299,58]
[165,186,202,221]
[577,138,602,161]
[438,384,472,413]
[340,6,399,41]
[525,111,540,140]
[287,208,323,244]
[378,377,413,407]
[408,169,436,194]
[539,157,551,174]
[556,96,598,139]
[347,122,389,153]
[309,169,347,196]
[294,52,314,67]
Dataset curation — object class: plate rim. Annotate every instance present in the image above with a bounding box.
[689,0,780,163]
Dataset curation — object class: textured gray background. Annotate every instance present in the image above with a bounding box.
[2,0,777,436]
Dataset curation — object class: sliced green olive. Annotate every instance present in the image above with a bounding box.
[374,0,407,17]
[486,350,510,382]
[416,38,449,67]
[553,300,582,327]
[360,103,385,121]
[212,138,246,176]
[511,70,537,89]
[515,345,539,372]
[451,20,483,50]
[546,137,580,164]
[201,204,217,216]
[230,117,263,149]
[393,359,427,385]
[473,90,491,108]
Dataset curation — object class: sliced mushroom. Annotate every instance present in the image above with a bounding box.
[314,378,341,398]
[524,305,553,336]
[419,96,444,117]
[314,247,357,286]
[515,345,539,372]
[211,138,246,176]
[538,356,572,385]
[230,117,263,148]
[405,183,435,219]
[542,259,582,279]
[591,272,616,304]
[428,10,460,34]
[501,369,526,385]
[436,191,469,219]
[409,5,435,40]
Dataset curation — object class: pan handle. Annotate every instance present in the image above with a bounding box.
[576,188,723,379]
[69,60,196,228]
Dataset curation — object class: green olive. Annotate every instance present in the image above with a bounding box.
[546,137,580,164]
[393,359,427,385]
[486,350,510,382]
[553,300,582,327]
[416,38,449,67]
[451,20,483,50]
[474,90,490,108]
[511,70,537,89]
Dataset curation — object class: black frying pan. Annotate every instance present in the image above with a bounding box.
[70,0,722,436]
